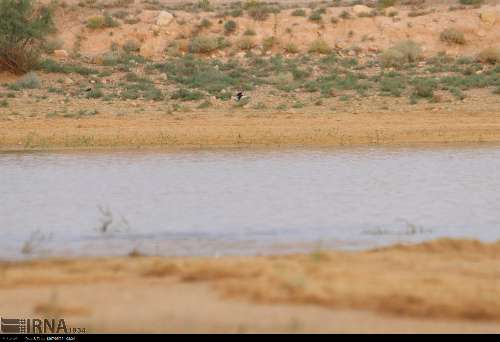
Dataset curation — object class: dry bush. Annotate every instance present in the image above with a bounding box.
[478,47,500,64]
[308,39,331,54]
[440,28,466,45]
[380,40,422,68]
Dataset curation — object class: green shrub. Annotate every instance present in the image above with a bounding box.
[87,13,119,29]
[189,36,220,53]
[38,58,97,75]
[459,0,483,5]
[262,36,278,52]
[245,1,275,21]
[291,9,306,16]
[171,88,205,101]
[309,11,322,21]
[440,28,466,45]
[378,0,396,8]
[230,8,243,17]
[308,39,331,54]
[224,20,237,35]
[197,0,212,11]
[87,16,106,29]
[380,77,405,97]
[86,88,104,99]
[199,18,212,29]
[412,78,437,98]
[15,72,41,89]
[0,0,55,73]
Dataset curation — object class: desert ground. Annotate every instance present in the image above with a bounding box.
[1,0,500,151]
[1,239,500,333]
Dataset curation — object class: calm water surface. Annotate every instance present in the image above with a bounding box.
[1,146,500,259]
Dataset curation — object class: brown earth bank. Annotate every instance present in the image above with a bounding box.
[1,239,500,333]
[1,94,499,150]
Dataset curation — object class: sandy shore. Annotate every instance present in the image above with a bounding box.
[1,239,499,333]
[0,94,500,150]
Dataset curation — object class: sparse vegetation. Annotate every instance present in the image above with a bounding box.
[440,28,466,45]
[478,47,500,64]
[224,20,237,35]
[378,0,397,8]
[291,9,306,17]
[238,37,256,51]
[459,0,483,5]
[381,40,422,68]
[189,36,220,54]
[308,39,331,54]
[283,42,299,54]
[87,14,120,29]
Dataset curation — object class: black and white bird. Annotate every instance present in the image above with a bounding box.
[235,91,244,102]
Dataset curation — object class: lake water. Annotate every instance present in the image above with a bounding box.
[1,146,500,259]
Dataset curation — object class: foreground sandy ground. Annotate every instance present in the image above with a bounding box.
[1,239,499,333]
[1,94,500,150]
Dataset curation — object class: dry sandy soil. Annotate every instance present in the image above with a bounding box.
[1,239,499,333]
[1,91,499,150]
[47,0,500,59]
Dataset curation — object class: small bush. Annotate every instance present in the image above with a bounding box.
[308,39,331,54]
[189,36,219,53]
[245,1,275,21]
[112,10,129,19]
[381,40,422,68]
[199,18,212,29]
[339,10,351,19]
[87,13,119,29]
[459,0,483,5]
[238,37,256,51]
[197,0,212,11]
[284,42,299,54]
[412,78,437,98]
[244,28,256,36]
[86,88,104,99]
[309,11,323,22]
[86,16,105,29]
[230,8,243,17]
[224,20,237,35]
[378,0,396,8]
[171,88,205,101]
[262,36,278,52]
[440,28,466,45]
[291,8,306,16]
[15,72,41,89]
[122,40,141,53]
[478,47,500,64]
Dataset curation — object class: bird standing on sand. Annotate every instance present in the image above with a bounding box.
[235,91,244,102]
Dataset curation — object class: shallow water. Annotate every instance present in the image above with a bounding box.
[2,146,500,259]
